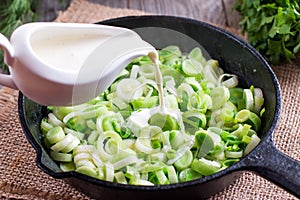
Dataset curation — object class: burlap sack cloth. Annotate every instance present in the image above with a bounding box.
[0,0,299,199]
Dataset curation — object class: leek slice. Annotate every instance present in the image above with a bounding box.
[229,87,244,108]
[166,166,178,184]
[159,45,182,61]
[246,112,261,132]
[210,86,230,110]
[188,47,206,65]
[139,63,156,79]
[218,74,238,88]
[51,133,74,152]
[155,170,169,185]
[50,151,72,162]
[235,109,250,123]
[191,158,221,176]
[114,171,128,184]
[116,78,144,103]
[76,166,97,178]
[48,113,65,127]
[41,118,54,134]
[132,96,159,110]
[244,134,261,155]
[182,59,203,76]
[195,130,214,158]
[174,150,193,171]
[178,168,202,182]
[130,179,154,186]
[46,127,65,145]
[243,89,254,111]
[60,162,75,172]
[253,88,264,114]
[148,113,179,131]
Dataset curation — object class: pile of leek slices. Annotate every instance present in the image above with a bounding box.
[40,45,264,185]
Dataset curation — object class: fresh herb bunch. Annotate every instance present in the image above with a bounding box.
[0,0,37,72]
[234,0,300,64]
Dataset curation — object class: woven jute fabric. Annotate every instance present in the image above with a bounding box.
[0,0,299,199]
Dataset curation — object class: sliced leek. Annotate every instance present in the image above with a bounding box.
[41,46,264,186]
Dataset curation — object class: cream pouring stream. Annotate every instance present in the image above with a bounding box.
[0,22,156,106]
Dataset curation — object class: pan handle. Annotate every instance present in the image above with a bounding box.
[242,136,300,198]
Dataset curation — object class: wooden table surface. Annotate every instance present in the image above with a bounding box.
[38,0,241,28]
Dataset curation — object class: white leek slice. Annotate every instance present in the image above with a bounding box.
[104,162,114,182]
[155,170,168,184]
[87,131,100,145]
[91,151,104,167]
[167,141,193,165]
[235,109,250,123]
[160,45,182,60]
[254,88,264,114]
[207,128,221,146]
[139,63,155,79]
[116,78,143,103]
[139,125,162,139]
[169,130,185,150]
[41,119,54,133]
[60,162,75,172]
[218,74,239,88]
[75,160,96,169]
[76,166,97,178]
[135,138,159,154]
[188,47,206,65]
[191,158,221,176]
[164,76,176,94]
[203,61,219,86]
[46,127,65,145]
[126,109,151,137]
[166,166,178,184]
[244,89,254,111]
[182,59,203,76]
[73,145,96,154]
[114,171,128,184]
[225,150,243,158]
[177,83,195,97]
[97,131,124,161]
[51,133,74,152]
[61,136,80,153]
[174,150,193,171]
[64,127,85,140]
[111,97,128,110]
[244,134,261,155]
[113,155,137,170]
[63,105,108,124]
[185,77,202,91]
[130,64,140,79]
[50,151,72,162]
[131,179,154,186]
[165,94,179,110]
[122,139,135,149]
[73,152,92,164]
[48,113,65,127]
[96,111,115,132]
[210,86,230,110]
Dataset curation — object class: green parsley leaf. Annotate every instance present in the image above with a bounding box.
[234,0,300,64]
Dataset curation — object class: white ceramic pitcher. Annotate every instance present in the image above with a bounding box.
[0,22,156,106]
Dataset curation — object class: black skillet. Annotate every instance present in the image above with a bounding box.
[18,16,300,199]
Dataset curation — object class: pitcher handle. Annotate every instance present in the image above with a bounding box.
[0,33,17,89]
